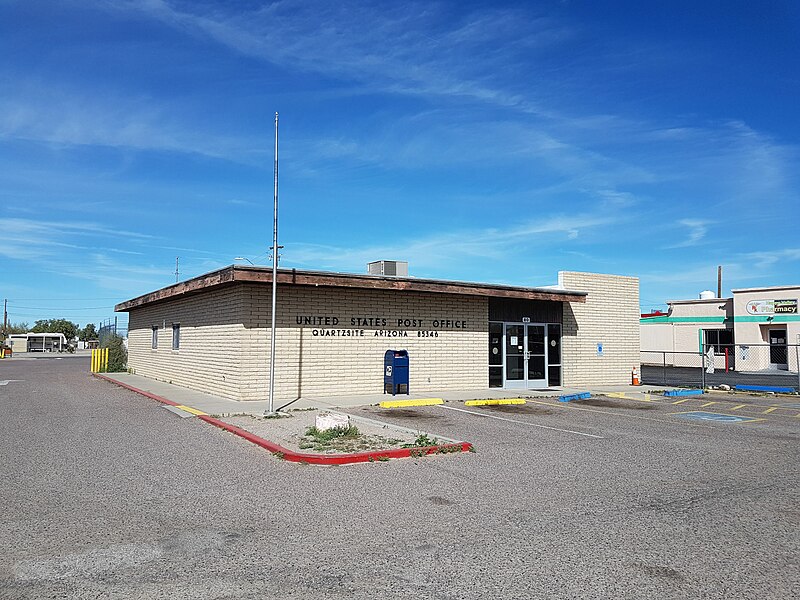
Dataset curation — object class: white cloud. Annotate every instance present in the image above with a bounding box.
[663,219,710,249]
[285,212,624,275]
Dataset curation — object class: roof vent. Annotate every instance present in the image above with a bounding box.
[367,260,408,277]
[699,290,715,300]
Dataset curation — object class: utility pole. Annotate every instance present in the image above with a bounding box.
[267,112,279,416]
[2,299,7,341]
[175,257,180,283]
[717,265,723,298]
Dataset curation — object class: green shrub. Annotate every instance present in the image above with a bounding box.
[101,334,128,372]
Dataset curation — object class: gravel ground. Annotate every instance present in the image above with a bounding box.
[1,358,798,599]
[220,410,430,454]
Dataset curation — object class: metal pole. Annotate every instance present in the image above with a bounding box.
[701,344,706,390]
[795,338,799,392]
[662,351,666,386]
[267,112,279,415]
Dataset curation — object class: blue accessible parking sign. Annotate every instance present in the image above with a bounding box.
[674,411,762,424]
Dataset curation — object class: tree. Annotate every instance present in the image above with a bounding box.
[30,319,79,341]
[80,323,98,341]
[7,322,29,334]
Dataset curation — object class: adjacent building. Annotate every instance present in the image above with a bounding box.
[641,285,800,372]
[116,265,640,403]
[6,333,67,353]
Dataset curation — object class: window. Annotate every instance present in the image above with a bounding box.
[151,326,158,349]
[172,324,180,350]
[488,322,503,387]
[704,329,733,354]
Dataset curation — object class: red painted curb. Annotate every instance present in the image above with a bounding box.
[92,373,473,465]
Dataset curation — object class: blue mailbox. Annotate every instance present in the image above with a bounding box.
[384,350,409,395]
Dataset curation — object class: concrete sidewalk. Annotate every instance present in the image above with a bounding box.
[97,372,668,417]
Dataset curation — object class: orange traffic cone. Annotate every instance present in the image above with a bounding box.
[631,366,641,386]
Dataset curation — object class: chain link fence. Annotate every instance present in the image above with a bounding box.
[641,344,800,390]
[98,318,127,346]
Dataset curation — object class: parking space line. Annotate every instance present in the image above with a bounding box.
[700,401,717,408]
[524,399,713,429]
[606,392,652,402]
[438,405,604,439]
[672,399,690,405]
[763,407,778,414]
[730,404,747,411]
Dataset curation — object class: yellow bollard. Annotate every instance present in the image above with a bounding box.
[103,348,109,372]
[91,349,97,372]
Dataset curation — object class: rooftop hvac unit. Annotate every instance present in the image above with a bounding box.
[367,260,408,277]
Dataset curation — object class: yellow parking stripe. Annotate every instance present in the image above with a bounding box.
[729,404,747,411]
[465,399,526,406]
[607,392,652,402]
[379,398,444,408]
[672,399,690,405]
[700,401,717,408]
[762,407,778,414]
[174,405,208,416]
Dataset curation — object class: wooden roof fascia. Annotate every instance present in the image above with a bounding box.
[116,266,586,311]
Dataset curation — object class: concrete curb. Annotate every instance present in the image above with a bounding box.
[92,373,473,465]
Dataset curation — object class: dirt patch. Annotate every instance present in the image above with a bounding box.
[221,410,427,455]
[373,408,439,420]
[632,563,683,581]
[573,397,656,410]
[428,496,455,506]
[482,404,554,416]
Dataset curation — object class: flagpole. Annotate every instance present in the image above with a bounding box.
[267,112,279,415]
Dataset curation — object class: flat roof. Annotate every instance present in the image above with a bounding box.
[116,265,587,312]
[667,297,731,305]
[10,333,67,339]
[731,285,800,293]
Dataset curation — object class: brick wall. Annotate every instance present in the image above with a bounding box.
[239,284,488,402]
[127,283,488,402]
[559,271,640,386]
[127,286,247,400]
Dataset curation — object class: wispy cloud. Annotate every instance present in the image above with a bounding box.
[0,217,155,261]
[104,0,569,115]
[738,248,800,270]
[0,81,261,162]
[286,212,624,276]
[663,219,711,249]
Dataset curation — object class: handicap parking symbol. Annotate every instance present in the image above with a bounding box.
[674,411,761,424]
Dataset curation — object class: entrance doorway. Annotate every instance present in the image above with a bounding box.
[769,328,788,370]
[504,323,546,389]
[490,322,560,389]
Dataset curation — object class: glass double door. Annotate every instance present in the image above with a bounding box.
[504,323,547,389]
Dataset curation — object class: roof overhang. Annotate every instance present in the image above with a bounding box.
[731,285,800,294]
[116,265,587,312]
[667,297,731,305]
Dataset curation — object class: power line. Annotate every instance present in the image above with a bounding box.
[10,305,116,311]
[7,297,123,301]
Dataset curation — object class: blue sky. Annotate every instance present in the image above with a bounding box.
[2,0,799,329]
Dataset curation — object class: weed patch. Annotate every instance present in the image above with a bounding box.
[402,433,439,448]
[298,424,404,454]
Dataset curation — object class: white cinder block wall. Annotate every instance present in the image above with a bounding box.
[127,286,247,401]
[240,284,488,402]
[127,283,489,402]
[559,271,640,386]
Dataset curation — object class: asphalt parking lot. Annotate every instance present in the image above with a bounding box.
[1,358,798,599]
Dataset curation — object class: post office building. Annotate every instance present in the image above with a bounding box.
[116,265,640,403]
